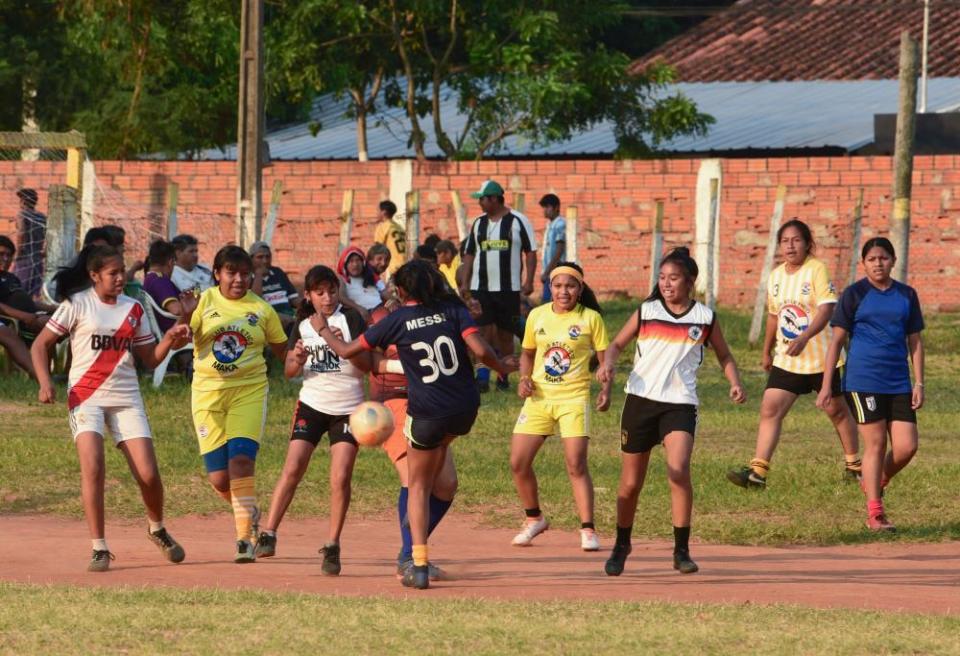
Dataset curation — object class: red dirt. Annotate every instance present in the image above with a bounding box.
[3,514,958,615]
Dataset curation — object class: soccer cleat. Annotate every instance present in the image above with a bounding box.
[148,528,185,563]
[604,543,632,576]
[495,375,510,392]
[88,549,115,572]
[235,540,256,564]
[255,532,277,558]
[727,466,767,489]
[401,564,430,589]
[844,467,862,483]
[867,514,896,533]
[397,558,448,582]
[511,516,549,546]
[477,379,490,394]
[319,542,341,576]
[673,550,699,574]
[580,529,601,552]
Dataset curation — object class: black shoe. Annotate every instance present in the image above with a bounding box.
[319,542,341,576]
[148,528,185,563]
[401,564,430,589]
[673,549,699,574]
[495,376,509,392]
[255,532,277,558]
[604,543,632,576]
[477,378,490,394]
[844,467,862,483]
[727,466,766,489]
[88,549,115,572]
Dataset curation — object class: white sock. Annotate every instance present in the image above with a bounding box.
[92,538,108,551]
[263,529,276,537]
[148,519,164,534]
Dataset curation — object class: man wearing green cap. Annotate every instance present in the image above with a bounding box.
[459,180,538,392]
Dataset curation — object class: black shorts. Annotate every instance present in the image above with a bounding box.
[472,290,521,337]
[766,366,842,397]
[290,401,357,447]
[405,409,478,450]
[619,394,698,454]
[845,392,917,425]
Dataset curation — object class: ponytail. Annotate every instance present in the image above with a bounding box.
[394,260,463,308]
[53,245,123,301]
[645,246,699,303]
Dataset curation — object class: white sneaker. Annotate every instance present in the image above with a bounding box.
[511,516,549,546]
[580,529,601,552]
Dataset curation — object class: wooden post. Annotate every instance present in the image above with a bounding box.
[236,0,265,247]
[66,147,83,190]
[405,191,420,255]
[891,30,918,282]
[849,188,864,285]
[565,205,579,263]
[705,178,719,308]
[262,180,283,246]
[45,185,78,283]
[748,185,787,345]
[451,191,469,242]
[80,159,96,240]
[648,201,664,292]
[513,192,525,215]
[166,182,179,239]
[338,189,355,256]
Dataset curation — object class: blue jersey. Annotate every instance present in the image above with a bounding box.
[360,301,480,419]
[830,278,924,394]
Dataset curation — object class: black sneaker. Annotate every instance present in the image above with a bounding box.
[477,378,490,394]
[604,543,632,576]
[148,528,185,563]
[727,466,766,489]
[255,532,277,558]
[844,467,862,483]
[495,376,510,392]
[673,549,699,574]
[235,540,256,563]
[401,564,430,589]
[319,542,341,576]
[88,549,115,572]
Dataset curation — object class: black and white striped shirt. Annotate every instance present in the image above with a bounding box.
[464,211,538,292]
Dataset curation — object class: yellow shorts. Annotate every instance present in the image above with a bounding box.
[191,382,269,455]
[513,398,590,438]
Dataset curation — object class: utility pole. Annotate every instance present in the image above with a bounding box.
[237,0,264,247]
[919,0,930,113]
[891,30,918,283]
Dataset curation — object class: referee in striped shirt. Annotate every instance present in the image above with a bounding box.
[459,180,538,392]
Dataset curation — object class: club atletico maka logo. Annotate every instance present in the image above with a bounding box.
[213,330,248,363]
[800,282,812,295]
[778,304,809,340]
[568,325,582,339]
[246,312,259,326]
[543,345,572,377]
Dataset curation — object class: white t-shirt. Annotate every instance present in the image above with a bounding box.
[46,287,155,409]
[172,264,214,293]
[292,306,366,415]
[625,299,715,406]
[344,277,384,311]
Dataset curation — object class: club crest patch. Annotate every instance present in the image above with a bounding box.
[246,313,259,326]
[688,325,703,341]
[620,429,628,446]
[866,396,877,412]
[213,330,248,364]
[568,325,582,339]
[800,282,811,295]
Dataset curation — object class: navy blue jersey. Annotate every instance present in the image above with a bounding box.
[360,301,480,419]
[830,278,924,394]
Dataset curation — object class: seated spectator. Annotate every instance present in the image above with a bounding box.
[336,245,388,320]
[366,243,392,278]
[141,239,184,333]
[0,323,35,378]
[249,241,299,329]
[170,233,214,292]
[0,235,50,340]
[435,239,460,290]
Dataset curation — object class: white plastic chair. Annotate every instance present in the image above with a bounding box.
[138,291,194,388]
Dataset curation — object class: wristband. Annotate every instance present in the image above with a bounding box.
[915,382,924,387]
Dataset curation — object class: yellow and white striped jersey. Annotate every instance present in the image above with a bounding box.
[767,256,843,374]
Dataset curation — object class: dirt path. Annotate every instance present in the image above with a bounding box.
[3,514,957,615]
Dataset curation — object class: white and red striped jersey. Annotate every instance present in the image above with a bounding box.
[47,288,155,409]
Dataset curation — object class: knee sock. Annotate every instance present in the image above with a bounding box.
[412,544,428,567]
[427,494,453,536]
[673,526,691,554]
[230,476,257,542]
[211,483,232,503]
[750,458,770,478]
[844,454,862,472]
[615,525,632,547]
[398,487,413,560]
[867,499,885,518]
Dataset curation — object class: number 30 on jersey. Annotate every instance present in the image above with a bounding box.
[412,336,459,383]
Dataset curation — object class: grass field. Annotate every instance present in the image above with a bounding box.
[2,303,958,546]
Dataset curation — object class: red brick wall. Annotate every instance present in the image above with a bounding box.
[3,156,959,310]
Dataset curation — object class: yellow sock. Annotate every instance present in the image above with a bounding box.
[230,476,257,542]
[749,458,770,478]
[412,544,428,567]
[211,483,232,503]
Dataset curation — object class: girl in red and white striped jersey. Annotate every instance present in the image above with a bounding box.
[31,245,192,572]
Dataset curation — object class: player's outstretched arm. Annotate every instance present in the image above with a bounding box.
[30,327,59,402]
[708,320,746,404]
[311,311,366,359]
[816,326,847,410]
[135,324,191,369]
[594,349,612,411]
[465,331,517,377]
[786,302,834,357]
[596,310,639,385]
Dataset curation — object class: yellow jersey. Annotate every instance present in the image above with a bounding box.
[374,219,407,276]
[190,287,287,391]
[522,303,609,402]
[439,254,460,290]
[767,256,843,374]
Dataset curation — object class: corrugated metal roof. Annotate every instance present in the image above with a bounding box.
[197,79,960,160]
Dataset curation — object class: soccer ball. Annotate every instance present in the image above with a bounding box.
[349,401,395,447]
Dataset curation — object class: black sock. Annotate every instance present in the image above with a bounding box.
[616,525,632,547]
[524,507,542,519]
[581,522,595,530]
[673,526,690,554]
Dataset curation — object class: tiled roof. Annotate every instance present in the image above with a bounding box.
[633,0,960,82]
